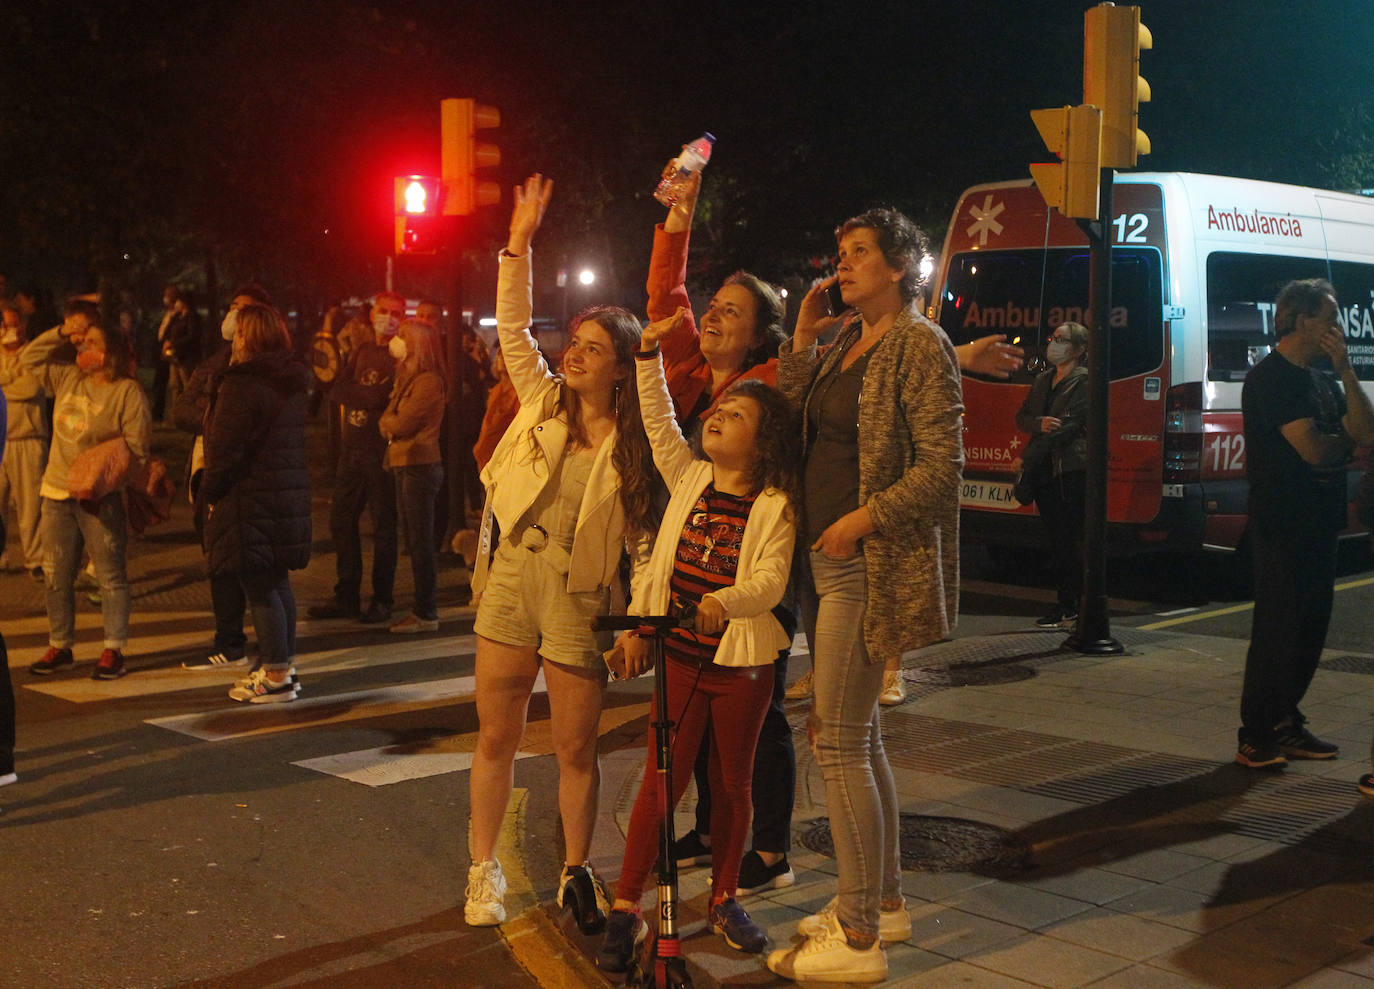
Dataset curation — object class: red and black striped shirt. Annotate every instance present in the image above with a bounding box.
[665,484,757,666]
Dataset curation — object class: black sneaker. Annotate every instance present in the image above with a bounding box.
[29,647,74,676]
[1034,611,1064,628]
[670,828,712,867]
[709,898,769,954]
[358,601,393,625]
[736,850,795,897]
[1273,719,1338,760]
[1235,740,1287,769]
[596,909,647,974]
[1359,774,1374,798]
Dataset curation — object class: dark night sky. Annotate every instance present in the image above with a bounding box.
[3,0,1373,313]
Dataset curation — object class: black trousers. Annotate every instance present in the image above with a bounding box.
[210,570,248,654]
[328,448,397,609]
[692,609,798,854]
[1034,470,1086,613]
[1239,522,1338,744]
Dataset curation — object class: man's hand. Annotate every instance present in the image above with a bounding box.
[507,174,554,256]
[1321,327,1353,374]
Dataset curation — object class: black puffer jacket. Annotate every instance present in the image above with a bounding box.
[202,351,312,575]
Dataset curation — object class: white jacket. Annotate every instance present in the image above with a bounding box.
[631,353,795,668]
[472,250,647,598]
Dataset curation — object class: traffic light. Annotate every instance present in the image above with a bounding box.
[1084,2,1152,168]
[394,175,442,254]
[441,98,501,216]
[1030,104,1102,219]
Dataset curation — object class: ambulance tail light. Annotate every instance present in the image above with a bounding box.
[1163,382,1203,483]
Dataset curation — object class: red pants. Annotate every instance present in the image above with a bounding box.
[615,657,774,904]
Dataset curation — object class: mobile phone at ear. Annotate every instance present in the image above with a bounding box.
[824,281,846,317]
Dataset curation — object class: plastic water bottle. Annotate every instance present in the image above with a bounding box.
[654,133,715,207]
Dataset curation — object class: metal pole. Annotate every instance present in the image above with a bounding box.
[1068,166,1123,655]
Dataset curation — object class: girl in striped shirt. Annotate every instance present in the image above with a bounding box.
[597,309,799,973]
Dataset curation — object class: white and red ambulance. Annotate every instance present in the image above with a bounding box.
[930,172,1374,561]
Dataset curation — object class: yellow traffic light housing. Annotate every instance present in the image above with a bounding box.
[441,98,501,216]
[1030,104,1102,219]
[1084,2,1151,168]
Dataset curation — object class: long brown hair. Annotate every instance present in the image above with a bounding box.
[395,318,447,399]
[554,305,662,536]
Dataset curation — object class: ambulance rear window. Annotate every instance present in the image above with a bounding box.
[937,247,1164,383]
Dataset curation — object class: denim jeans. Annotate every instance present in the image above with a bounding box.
[800,549,902,939]
[239,568,296,670]
[396,462,443,620]
[41,494,131,650]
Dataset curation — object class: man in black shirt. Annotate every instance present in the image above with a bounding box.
[1237,278,1374,768]
[308,291,404,622]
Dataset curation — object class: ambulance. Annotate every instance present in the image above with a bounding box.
[929,172,1374,561]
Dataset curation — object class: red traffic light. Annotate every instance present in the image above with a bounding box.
[394,175,442,216]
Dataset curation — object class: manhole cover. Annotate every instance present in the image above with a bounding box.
[910,663,1037,687]
[1321,654,1374,675]
[798,814,1030,873]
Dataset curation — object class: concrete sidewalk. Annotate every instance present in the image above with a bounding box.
[573,621,1374,988]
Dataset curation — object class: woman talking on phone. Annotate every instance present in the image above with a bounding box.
[766,207,963,985]
[463,175,661,934]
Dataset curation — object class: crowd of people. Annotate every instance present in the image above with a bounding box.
[5,167,1368,986]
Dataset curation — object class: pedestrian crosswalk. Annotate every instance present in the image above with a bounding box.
[10,591,807,788]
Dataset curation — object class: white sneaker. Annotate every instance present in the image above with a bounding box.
[227,668,298,704]
[797,895,911,944]
[784,668,814,700]
[767,911,887,983]
[465,859,507,926]
[878,669,906,706]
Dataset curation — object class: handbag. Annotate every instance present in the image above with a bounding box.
[1012,437,1051,505]
[66,437,132,503]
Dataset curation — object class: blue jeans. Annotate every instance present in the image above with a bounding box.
[396,463,443,620]
[41,494,131,650]
[239,568,296,670]
[801,549,901,939]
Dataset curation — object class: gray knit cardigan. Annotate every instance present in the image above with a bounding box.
[778,306,964,664]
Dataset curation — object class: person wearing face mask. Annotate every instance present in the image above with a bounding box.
[307,290,403,623]
[22,303,151,681]
[1015,322,1089,629]
[173,284,275,672]
[0,305,49,579]
[379,319,447,633]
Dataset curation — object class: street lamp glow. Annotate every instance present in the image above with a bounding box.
[577,268,596,286]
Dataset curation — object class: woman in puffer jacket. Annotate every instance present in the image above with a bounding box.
[201,303,312,704]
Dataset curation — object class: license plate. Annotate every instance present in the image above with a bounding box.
[960,479,1021,510]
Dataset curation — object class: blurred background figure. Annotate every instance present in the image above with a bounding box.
[0,304,48,578]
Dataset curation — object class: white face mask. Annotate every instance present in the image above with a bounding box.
[388,335,407,361]
[373,312,399,338]
[1046,340,1075,365]
[220,308,239,341]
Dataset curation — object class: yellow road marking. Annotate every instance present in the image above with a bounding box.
[1140,575,1374,630]
[487,788,606,989]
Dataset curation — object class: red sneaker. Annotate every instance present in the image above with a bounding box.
[92,649,127,680]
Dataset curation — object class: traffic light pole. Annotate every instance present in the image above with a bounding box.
[1067,167,1123,655]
